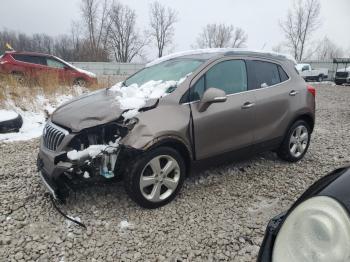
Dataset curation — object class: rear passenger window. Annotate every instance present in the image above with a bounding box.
[12,54,46,65]
[253,61,281,87]
[206,60,247,95]
[278,66,289,82]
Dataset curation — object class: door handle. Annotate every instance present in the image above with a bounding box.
[289,90,299,96]
[241,102,255,109]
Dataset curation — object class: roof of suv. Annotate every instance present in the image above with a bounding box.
[146,48,296,67]
[5,50,53,57]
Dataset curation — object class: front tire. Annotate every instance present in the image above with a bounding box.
[318,75,324,82]
[124,147,186,208]
[277,120,311,162]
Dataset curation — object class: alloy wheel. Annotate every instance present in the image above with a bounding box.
[289,125,309,158]
[139,155,181,202]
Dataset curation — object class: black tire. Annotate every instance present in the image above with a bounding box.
[73,78,87,87]
[0,113,23,133]
[277,120,311,162]
[124,147,186,209]
[318,75,324,82]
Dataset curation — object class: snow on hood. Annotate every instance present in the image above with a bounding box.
[146,48,297,67]
[0,110,18,122]
[55,56,97,78]
[109,77,187,119]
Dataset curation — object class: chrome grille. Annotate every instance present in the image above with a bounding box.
[43,122,68,151]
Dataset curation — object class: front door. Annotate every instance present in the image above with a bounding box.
[190,59,256,160]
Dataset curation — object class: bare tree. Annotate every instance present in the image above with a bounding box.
[280,0,321,62]
[149,1,178,58]
[314,36,344,61]
[107,2,147,62]
[194,23,247,48]
[80,0,111,61]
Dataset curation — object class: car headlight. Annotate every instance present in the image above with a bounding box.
[273,196,350,262]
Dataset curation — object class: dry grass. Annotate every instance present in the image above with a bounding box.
[0,73,125,111]
[0,74,83,110]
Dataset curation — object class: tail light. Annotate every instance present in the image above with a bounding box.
[307,85,316,97]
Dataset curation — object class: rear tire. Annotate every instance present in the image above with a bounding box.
[318,75,324,82]
[277,120,311,162]
[124,147,186,209]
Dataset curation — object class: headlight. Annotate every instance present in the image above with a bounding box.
[273,196,350,262]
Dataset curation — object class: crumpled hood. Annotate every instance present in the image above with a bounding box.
[52,89,157,132]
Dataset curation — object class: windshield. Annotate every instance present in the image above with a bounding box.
[124,58,204,87]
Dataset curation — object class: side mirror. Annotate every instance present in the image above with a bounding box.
[198,87,227,112]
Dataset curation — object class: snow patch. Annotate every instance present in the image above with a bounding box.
[119,220,132,229]
[110,80,178,119]
[0,92,77,142]
[0,110,18,122]
[147,48,296,67]
[67,139,120,161]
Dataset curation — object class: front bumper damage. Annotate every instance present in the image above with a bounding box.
[37,133,142,203]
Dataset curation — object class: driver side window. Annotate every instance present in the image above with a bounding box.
[189,59,247,102]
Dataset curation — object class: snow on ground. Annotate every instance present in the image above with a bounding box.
[0,110,18,122]
[0,87,82,143]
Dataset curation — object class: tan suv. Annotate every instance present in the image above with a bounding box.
[37,49,316,208]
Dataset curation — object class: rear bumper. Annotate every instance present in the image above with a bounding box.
[335,78,350,85]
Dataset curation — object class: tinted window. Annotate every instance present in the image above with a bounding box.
[190,76,205,101]
[47,58,65,69]
[206,60,247,94]
[12,54,46,65]
[278,66,289,82]
[253,61,281,87]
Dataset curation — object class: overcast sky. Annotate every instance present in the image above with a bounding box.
[0,0,349,59]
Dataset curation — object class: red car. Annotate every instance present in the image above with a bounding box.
[0,51,97,86]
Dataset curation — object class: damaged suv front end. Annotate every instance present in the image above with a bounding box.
[37,116,138,201]
[37,55,205,207]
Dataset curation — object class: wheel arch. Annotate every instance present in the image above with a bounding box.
[289,113,315,134]
[143,137,193,175]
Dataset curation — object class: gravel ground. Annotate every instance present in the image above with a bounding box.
[1,84,350,262]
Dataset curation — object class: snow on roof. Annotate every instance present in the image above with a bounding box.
[146,48,296,67]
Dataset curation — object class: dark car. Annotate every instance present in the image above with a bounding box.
[0,51,97,86]
[37,49,316,208]
[335,70,350,85]
[258,166,350,262]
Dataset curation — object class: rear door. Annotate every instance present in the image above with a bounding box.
[247,59,296,147]
[189,58,256,160]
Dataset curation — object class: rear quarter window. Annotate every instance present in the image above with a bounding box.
[253,61,281,88]
[278,66,290,82]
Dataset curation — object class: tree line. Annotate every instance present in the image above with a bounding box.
[0,0,346,62]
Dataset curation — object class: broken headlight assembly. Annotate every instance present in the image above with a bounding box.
[65,123,128,180]
[258,166,350,262]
